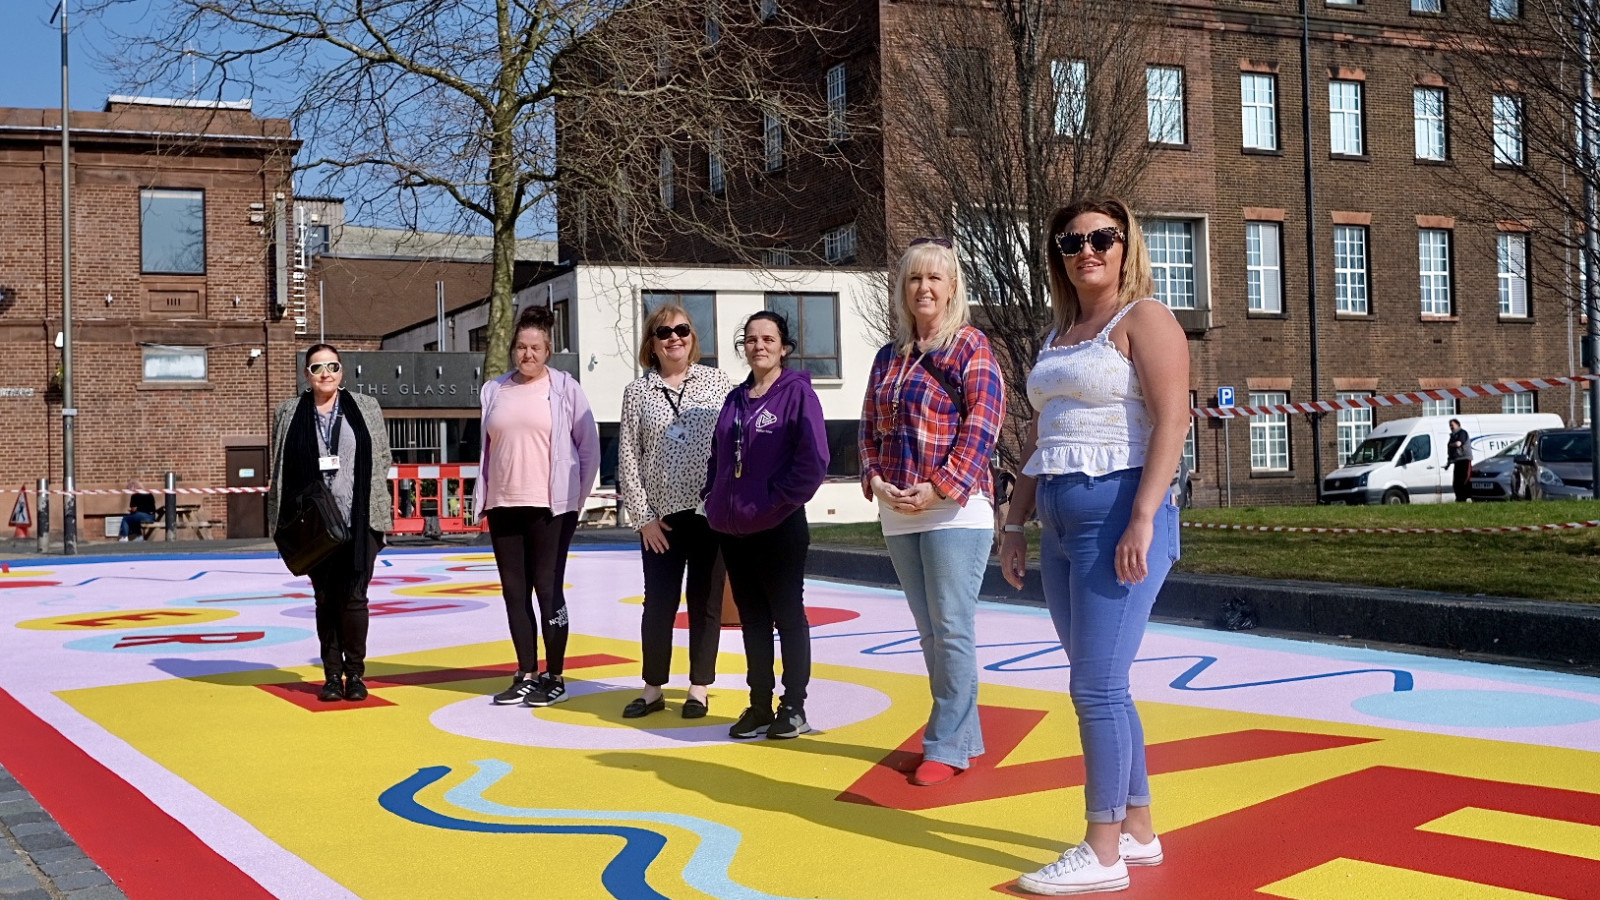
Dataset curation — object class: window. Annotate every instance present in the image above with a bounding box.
[142,346,207,382]
[1147,66,1185,144]
[140,188,205,274]
[1241,74,1278,151]
[826,64,848,142]
[469,325,488,353]
[1246,222,1282,313]
[551,299,571,353]
[1498,232,1529,317]
[1412,0,1441,12]
[762,248,792,267]
[1414,87,1447,160]
[1145,219,1196,309]
[705,0,720,45]
[943,48,992,136]
[824,421,861,477]
[659,146,675,209]
[1421,397,1456,417]
[708,130,725,196]
[1183,391,1198,474]
[1503,392,1536,414]
[1490,0,1520,20]
[1493,94,1524,166]
[1326,0,1360,6]
[763,109,783,172]
[1249,391,1290,472]
[642,291,716,367]
[1333,225,1369,314]
[1329,81,1364,155]
[1336,392,1374,464]
[766,293,840,378]
[1419,228,1453,315]
[954,207,1029,304]
[306,223,330,257]
[1053,59,1088,137]
[423,341,439,352]
[823,224,857,264]
[759,0,779,21]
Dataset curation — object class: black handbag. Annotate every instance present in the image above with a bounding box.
[274,478,350,575]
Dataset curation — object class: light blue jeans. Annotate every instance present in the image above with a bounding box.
[1036,467,1179,823]
[884,527,992,769]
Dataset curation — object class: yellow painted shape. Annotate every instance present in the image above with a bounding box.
[392,582,503,598]
[618,595,645,605]
[16,608,237,631]
[0,568,53,578]
[441,553,496,562]
[1419,807,1600,862]
[1260,858,1555,900]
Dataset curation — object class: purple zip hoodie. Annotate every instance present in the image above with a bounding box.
[702,368,829,536]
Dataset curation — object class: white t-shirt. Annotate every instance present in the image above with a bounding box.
[878,491,994,537]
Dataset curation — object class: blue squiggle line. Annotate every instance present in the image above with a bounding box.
[445,759,837,900]
[72,558,392,586]
[379,765,669,900]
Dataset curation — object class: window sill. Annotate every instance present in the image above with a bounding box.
[1246,311,1287,319]
[1330,153,1370,162]
[1151,141,1191,151]
[1419,314,1459,323]
[1414,157,1452,166]
[1409,9,1445,16]
[1334,312,1373,320]
[1242,146,1283,157]
[138,381,214,391]
[1498,315,1533,323]
[1492,162,1526,172]
[810,377,846,387]
[1250,470,1296,478]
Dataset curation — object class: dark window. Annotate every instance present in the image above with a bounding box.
[766,293,839,378]
[824,420,860,478]
[141,188,205,274]
[942,48,991,136]
[598,422,621,487]
[306,224,330,257]
[642,291,717,367]
[1403,434,1433,463]
[469,325,488,353]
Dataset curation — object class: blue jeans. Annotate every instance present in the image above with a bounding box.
[119,511,157,538]
[1036,467,1179,824]
[885,527,992,769]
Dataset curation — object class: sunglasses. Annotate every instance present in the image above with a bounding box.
[653,323,693,340]
[909,236,953,249]
[1054,227,1126,256]
[306,361,342,375]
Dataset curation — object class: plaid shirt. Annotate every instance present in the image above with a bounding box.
[858,325,1005,504]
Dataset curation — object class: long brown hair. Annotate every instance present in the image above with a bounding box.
[1044,197,1155,338]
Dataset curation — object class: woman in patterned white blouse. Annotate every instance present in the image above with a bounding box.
[617,305,734,719]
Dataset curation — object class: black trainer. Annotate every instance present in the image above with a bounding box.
[522,673,568,707]
[493,673,538,705]
[768,702,811,739]
[317,676,344,702]
[345,674,368,702]
[729,705,775,739]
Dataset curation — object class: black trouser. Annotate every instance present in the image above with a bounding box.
[719,508,811,708]
[640,510,726,687]
[309,530,383,680]
[1453,459,1472,502]
[488,507,579,675]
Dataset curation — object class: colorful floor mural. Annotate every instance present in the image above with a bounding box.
[2,547,1599,899]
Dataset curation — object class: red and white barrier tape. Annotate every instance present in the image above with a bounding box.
[1192,374,1600,419]
[1181,519,1600,534]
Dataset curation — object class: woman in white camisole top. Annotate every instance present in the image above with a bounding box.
[1000,198,1191,896]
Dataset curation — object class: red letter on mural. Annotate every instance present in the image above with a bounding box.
[61,612,200,628]
[113,632,266,649]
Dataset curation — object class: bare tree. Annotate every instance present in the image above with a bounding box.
[881,0,1177,470]
[90,0,847,377]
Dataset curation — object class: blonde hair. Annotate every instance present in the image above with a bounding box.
[637,304,703,370]
[1044,197,1155,338]
[891,241,970,355]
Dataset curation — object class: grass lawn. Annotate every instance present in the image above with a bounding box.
[810,500,1600,604]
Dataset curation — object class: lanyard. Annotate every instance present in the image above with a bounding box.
[884,347,928,435]
[317,398,343,457]
[660,383,686,420]
[732,393,772,479]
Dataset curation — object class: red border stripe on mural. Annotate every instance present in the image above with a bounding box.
[0,687,275,899]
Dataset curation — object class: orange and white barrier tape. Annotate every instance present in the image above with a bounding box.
[1180,519,1600,534]
[1192,374,1600,419]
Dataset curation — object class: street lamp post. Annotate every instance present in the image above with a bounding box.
[52,1,77,554]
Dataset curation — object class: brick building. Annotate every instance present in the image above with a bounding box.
[0,98,299,540]
[567,0,1582,505]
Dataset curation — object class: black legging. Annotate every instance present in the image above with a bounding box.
[309,530,383,680]
[487,506,579,675]
[640,509,726,687]
[719,508,811,707]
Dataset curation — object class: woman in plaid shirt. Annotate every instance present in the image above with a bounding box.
[858,238,1006,787]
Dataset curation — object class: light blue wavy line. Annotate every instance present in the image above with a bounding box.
[444,759,842,900]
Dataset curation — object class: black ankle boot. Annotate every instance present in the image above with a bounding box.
[344,674,368,702]
[317,675,344,702]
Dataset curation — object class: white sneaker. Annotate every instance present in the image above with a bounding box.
[1017,842,1130,895]
[1119,832,1163,866]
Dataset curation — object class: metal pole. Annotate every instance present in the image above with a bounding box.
[437,281,448,462]
[164,471,177,542]
[1224,418,1233,508]
[36,478,49,554]
[58,2,77,554]
[1582,9,1600,498]
[1300,0,1325,503]
[318,280,325,343]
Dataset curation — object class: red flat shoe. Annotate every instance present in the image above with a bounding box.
[911,760,961,786]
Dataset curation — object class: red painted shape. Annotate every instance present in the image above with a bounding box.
[838,705,1376,811]
[0,580,60,589]
[253,653,634,711]
[60,611,204,628]
[366,575,433,586]
[367,600,463,617]
[677,605,860,629]
[113,631,266,649]
[992,766,1600,898]
[197,592,313,603]
[0,687,274,899]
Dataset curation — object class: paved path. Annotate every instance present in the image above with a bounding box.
[0,766,123,900]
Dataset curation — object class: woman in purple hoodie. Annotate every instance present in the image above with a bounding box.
[703,310,829,741]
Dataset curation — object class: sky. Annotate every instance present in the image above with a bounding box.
[3,3,148,112]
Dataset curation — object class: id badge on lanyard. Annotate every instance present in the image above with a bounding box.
[318,402,343,475]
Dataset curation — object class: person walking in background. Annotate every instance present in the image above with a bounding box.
[268,343,394,703]
[618,305,733,719]
[703,311,829,740]
[999,198,1189,895]
[1449,418,1473,503]
[118,480,158,541]
[473,306,601,709]
[859,237,1005,786]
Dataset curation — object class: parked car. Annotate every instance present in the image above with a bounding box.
[1468,442,1525,501]
[1514,429,1597,500]
[1321,413,1562,504]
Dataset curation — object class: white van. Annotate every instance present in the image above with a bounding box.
[1321,413,1563,504]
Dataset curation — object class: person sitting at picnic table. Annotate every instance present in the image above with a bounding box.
[119,480,158,541]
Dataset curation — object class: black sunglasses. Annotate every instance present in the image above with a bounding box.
[909,236,953,249]
[1054,227,1126,256]
[653,323,693,340]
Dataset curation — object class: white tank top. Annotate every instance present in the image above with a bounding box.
[1023,299,1160,477]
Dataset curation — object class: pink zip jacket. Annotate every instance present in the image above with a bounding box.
[472,368,601,521]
